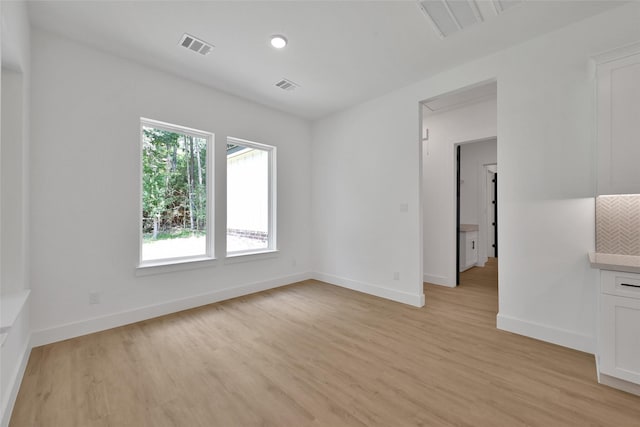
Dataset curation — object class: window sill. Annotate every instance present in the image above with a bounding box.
[136,256,217,276]
[1,289,31,347]
[1,289,31,334]
[224,249,279,265]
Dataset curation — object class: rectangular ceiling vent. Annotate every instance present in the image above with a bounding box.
[418,0,483,38]
[179,33,213,55]
[492,0,524,14]
[275,78,300,91]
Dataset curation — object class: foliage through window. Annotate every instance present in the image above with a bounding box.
[227,138,276,254]
[141,119,212,263]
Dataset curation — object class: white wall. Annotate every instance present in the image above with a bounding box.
[1,0,31,295]
[460,138,497,267]
[0,1,31,425]
[29,30,312,344]
[311,91,425,307]
[1,70,26,294]
[312,2,640,353]
[422,98,497,286]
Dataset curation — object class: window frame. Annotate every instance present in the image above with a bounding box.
[226,136,277,257]
[138,118,215,267]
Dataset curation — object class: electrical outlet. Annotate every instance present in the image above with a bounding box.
[399,203,409,213]
[292,257,297,267]
[393,272,400,281]
[89,291,101,305]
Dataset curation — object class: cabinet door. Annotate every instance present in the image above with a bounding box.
[465,231,478,267]
[599,294,640,384]
[458,232,466,272]
[597,52,640,195]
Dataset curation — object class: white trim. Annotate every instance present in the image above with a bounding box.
[496,313,595,354]
[1,335,31,427]
[313,272,425,307]
[423,273,455,287]
[140,117,212,138]
[424,93,496,117]
[224,250,279,265]
[592,41,640,65]
[0,289,31,332]
[31,273,311,347]
[418,103,426,297]
[135,256,217,277]
[599,373,640,397]
[226,136,275,153]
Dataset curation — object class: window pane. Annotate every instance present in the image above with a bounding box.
[142,125,208,261]
[227,143,270,253]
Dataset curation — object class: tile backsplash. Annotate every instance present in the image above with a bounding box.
[596,195,640,255]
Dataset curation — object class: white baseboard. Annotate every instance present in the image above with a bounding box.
[497,313,595,354]
[31,270,425,347]
[313,272,424,307]
[1,337,31,427]
[423,273,455,287]
[599,373,640,397]
[31,273,312,347]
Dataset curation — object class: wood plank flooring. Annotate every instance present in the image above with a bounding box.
[10,259,640,426]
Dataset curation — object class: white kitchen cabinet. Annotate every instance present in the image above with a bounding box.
[598,270,640,390]
[596,44,640,195]
[459,230,478,272]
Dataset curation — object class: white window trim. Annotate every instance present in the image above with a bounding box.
[226,136,277,256]
[224,250,279,264]
[135,256,217,277]
[138,117,215,267]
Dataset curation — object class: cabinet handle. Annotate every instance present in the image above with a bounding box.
[620,283,640,289]
[472,241,475,250]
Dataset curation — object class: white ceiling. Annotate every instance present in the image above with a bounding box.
[27,0,626,120]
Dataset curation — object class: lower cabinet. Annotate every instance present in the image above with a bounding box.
[598,270,640,389]
[599,294,640,384]
[459,230,478,272]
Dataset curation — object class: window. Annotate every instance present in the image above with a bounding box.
[140,119,213,264]
[226,138,276,254]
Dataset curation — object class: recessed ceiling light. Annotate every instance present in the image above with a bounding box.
[270,35,288,49]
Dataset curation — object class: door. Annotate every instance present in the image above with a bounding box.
[487,169,497,258]
[456,145,461,285]
[599,294,640,384]
[465,231,478,269]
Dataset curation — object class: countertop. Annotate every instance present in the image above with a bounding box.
[589,252,640,274]
[459,224,479,232]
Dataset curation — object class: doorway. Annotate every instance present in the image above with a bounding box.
[420,80,498,295]
[455,139,497,285]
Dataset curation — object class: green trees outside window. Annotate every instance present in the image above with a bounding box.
[141,125,208,261]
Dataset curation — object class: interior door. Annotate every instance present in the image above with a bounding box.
[456,145,461,285]
[487,170,497,258]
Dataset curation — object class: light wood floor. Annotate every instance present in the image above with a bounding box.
[11,259,640,426]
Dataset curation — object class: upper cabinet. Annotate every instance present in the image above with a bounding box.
[596,44,640,195]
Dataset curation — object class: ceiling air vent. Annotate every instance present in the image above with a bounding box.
[492,0,524,14]
[418,0,483,38]
[179,33,213,55]
[275,78,299,91]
